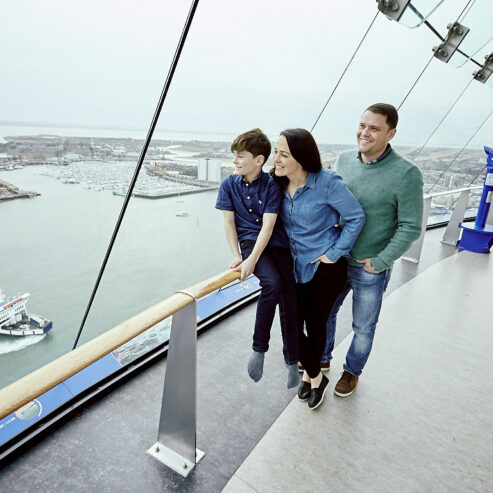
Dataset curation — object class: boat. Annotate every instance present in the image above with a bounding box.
[175,211,190,216]
[0,293,52,337]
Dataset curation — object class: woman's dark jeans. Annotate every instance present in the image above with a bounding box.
[240,241,299,365]
[297,258,347,378]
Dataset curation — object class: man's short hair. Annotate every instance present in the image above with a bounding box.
[365,103,398,130]
[231,128,271,164]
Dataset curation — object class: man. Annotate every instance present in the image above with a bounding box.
[321,103,424,397]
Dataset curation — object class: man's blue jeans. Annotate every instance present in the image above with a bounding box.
[321,265,392,377]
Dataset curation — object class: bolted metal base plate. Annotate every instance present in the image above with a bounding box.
[147,442,205,477]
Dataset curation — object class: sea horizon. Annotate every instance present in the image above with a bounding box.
[0,121,239,144]
[1,121,490,150]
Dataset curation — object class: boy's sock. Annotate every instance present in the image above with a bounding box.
[286,363,301,389]
[248,351,265,382]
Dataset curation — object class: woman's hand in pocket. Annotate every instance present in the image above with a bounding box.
[311,254,334,264]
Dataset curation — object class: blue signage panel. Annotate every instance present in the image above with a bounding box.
[0,384,73,444]
[64,354,122,395]
[197,276,260,320]
[0,354,122,446]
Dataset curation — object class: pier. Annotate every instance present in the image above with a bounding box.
[0,179,39,202]
[131,186,218,200]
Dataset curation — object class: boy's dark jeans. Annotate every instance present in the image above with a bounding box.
[240,241,299,365]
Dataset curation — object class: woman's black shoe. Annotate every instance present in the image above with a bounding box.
[308,374,329,409]
[297,380,311,401]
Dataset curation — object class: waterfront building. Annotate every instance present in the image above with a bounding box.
[197,158,221,182]
[207,159,221,183]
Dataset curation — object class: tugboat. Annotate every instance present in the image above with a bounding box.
[0,292,52,336]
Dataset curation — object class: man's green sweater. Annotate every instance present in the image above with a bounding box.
[335,148,423,272]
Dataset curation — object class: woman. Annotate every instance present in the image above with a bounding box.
[273,128,365,410]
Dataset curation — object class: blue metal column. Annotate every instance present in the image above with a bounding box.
[458,146,493,253]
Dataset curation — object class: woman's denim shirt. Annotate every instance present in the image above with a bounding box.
[280,168,365,283]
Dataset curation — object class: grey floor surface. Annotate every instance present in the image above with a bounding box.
[224,249,493,493]
[0,228,464,492]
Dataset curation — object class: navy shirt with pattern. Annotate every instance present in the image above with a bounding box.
[357,143,392,164]
[215,171,289,248]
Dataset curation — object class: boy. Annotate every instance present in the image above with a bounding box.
[215,128,299,389]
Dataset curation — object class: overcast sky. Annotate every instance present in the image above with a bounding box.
[1,0,492,145]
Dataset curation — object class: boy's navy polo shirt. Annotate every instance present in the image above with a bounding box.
[216,171,289,248]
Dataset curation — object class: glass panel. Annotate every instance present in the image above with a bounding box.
[0,0,191,388]
[486,73,493,88]
[450,0,493,67]
[396,0,445,28]
[427,188,482,226]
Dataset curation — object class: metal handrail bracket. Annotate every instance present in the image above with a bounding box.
[402,186,482,262]
[441,189,470,245]
[147,298,203,476]
[402,195,432,263]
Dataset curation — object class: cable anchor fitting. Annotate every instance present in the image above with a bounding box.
[432,21,469,64]
[473,53,493,84]
[377,0,411,22]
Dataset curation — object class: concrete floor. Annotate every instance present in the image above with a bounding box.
[1,228,484,492]
[224,249,493,492]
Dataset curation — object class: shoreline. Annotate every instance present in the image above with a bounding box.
[0,178,39,202]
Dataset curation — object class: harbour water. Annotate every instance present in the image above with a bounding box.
[0,163,230,389]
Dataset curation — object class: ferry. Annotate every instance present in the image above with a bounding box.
[0,293,52,337]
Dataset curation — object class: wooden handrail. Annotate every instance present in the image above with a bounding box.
[0,269,240,420]
[1,184,484,420]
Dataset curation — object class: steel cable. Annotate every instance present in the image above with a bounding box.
[310,11,380,133]
[456,0,477,22]
[412,77,473,161]
[72,0,200,349]
[433,170,484,222]
[399,0,482,112]
[397,54,435,111]
[427,108,493,193]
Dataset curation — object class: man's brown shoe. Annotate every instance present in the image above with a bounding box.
[334,371,358,397]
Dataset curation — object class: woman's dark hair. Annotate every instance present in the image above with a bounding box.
[280,128,322,173]
[271,128,322,187]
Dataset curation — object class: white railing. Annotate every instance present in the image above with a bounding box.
[403,185,484,262]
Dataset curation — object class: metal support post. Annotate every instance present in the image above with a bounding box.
[441,190,470,245]
[459,146,493,253]
[402,195,432,263]
[147,297,204,477]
